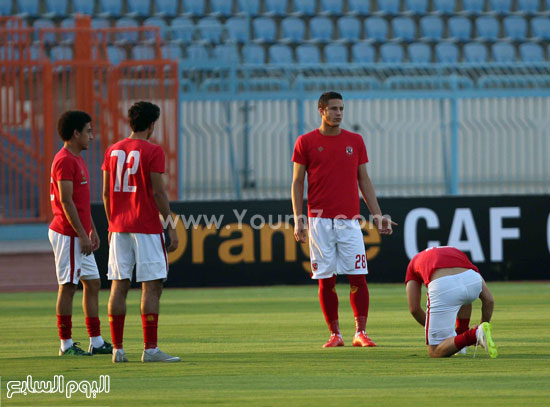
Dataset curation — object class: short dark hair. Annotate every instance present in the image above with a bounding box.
[128,101,160,132]
[56,111,92,141]
[318,92,343,110]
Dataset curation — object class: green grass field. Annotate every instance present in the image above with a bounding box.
[1,282,549,406]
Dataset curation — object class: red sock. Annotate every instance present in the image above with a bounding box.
[141,313,158,349]
[454,326,478,349]
[319,276,339,334]
[109,314,125,349]
[57,315,72,340]
[456,318,470,335]
[348,275,369,332]
[85,317,101,337]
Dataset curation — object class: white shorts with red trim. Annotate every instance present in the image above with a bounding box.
[425,269,482,345]
[308,217,368,280]
[108,232,168,283]
[48,229,100,285]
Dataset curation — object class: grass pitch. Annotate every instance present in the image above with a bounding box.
[0,282,549,406]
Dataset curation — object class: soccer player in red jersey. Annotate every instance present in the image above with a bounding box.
[291,92,396,348]
[405,246,498,358]
[49,111,112,356]
[102,101,179,363]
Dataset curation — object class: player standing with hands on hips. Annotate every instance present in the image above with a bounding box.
[102,101,179,363]
[291,92,396,348]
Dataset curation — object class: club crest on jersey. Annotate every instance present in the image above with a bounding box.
[318,146,323,152]
[312,262,318,271]
[345,146,353,155]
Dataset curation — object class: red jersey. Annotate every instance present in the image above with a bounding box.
[102,138,165,234]
[49,148,92,237]
[292,129,368,219]
[405,246,480,287]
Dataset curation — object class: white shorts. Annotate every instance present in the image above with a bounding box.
[308,217,368,280]
[48,229,100,285]
[108,232,168,283]
[425,269,483,345]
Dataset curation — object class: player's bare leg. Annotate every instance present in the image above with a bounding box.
[427,324,484,358]
[454,303,472,354]
[82,278,111,354]
[57,283,90,355]
[108,279,130,362]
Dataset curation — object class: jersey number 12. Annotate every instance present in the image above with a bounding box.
[111,150,140,192]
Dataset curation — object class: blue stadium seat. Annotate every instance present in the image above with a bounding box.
[197,17,223,43]
[107,46,126,65]
[375,0,400,15]
[292,0,316,16]
[324,42,348,63]
[464,42,488,62]
[319,0,343,16]
[404,0,428,15]
[17,0,39,16]
[210,0,233,17]
[433,0,455,15]
[186,44,209,61]
[51,45,73,61]
[488,0,511,14]
[296,44,320,63]
[503,16,527,41]
[91,18,109,29]
[182,0,205,16]
[253,17,276,43]
[155,0,178,17]
[531,17,550,41]
[73,0,94,15]
[365,17,388,42]
[392,17,416,42]
[351,42,375,62]
[162,43,183,59]
[492,42,515,62]
[309,16,333,43]
[60,18,75,43]
[242,44,265,64]
[0,1,12,14]
[380,43,404,62]
[99,0,122,17]
[448,16,472,41]
[347,0,370,15]
[0,46,19,60]
[281,17,306,43]
[461,0,484,14]
[226,17,250,43]
[420,16,443,41]
[214,44,240,63]
[475,16,499,41]
[264,0,287,16]
[170,17,194,43]
[237,0,260,15]
[517,0,539,14]
[132,45,156,60]
[408,42,431,62]
[337,16,361,43]
[144,17,168,42]
[115,18,139,43]
[519,42,543,62]
[127,0,150,16]
[33,18,55,44]
[45,0,68,17]
[269,44,293,64]
[435,42,459,63]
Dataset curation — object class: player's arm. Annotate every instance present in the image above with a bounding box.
[479,280,494,323]
[291,162,307,243]
[58,180,93,255]
[151,172,178,252]
[357,164,396,235]
[406,280,426,327]
[102,170,113,245]
[90,217,100,251]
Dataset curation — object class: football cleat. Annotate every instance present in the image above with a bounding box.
[141,348,181,362]
[59,342,92,356]
[475,322,498,359]
[112,348,128,363]
[352,331,377,347]
[323,333,344,348]
[89,341,114,355]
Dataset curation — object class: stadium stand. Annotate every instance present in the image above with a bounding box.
[336,16,361,43]
[324,42,348,63]
[170,17,194,44]
[464,42,488,62]
[365,16,388,42]
[380,42,404,62]
[252,17,276,43]
[226,17,249,43]
[408,42,431,63]
[155,0,178,17]
[433,0,455,14]
[392,16,416,42]
[351,42,375,62]
[420,15,443,42]
[237,0,260,16]
[264,0,287,16]
[182,0,205,17]
[448,16,471,42]
[269,43,293,63]
[242,43,265,64]
[210,0,233,17]
[492,41,516,62]
[375,0,400,15]
[98,0,122,17]
[319,0,343,16]
[435,42,459,63]
[309,16,333,42]
[281,16,306,43]
[520,42,544,62]
[503,16,527,41]
[404,0,428,15]
[347,0,370,16]
[292,0,316,16]
[296,43,321,63]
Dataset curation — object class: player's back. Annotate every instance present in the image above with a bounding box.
[102,138,165,234]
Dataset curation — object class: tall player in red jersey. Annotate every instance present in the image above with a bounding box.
[49,111,112,357]
[102,101,179,363]
[406,246,498,358]
[291,92,396,348]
